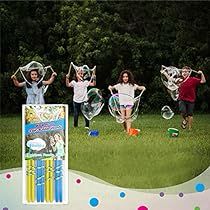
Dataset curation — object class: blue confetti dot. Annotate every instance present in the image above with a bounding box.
[195,183,205,192]
[120,191,126,198]
[89,197,99,207]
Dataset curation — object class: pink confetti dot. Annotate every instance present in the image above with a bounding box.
[6,174,11,179]
[76,178,81,184]
[137,206,148,210]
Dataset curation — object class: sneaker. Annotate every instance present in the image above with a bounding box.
[181,119,188,129]
[85,126,89,130]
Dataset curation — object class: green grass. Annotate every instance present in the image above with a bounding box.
[1,114,210,189]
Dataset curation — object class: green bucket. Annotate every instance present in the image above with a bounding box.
[168,128,179,138]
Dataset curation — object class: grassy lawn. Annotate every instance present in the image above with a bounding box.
[1,113,210,189]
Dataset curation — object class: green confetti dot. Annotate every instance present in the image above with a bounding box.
[194,207,200,210]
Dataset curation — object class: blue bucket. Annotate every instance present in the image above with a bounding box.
[89,130,99,137]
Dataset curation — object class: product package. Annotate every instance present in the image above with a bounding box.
[22,104,68,204]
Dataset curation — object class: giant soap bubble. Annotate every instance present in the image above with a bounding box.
[161,105,174,119]
[81,88,104,120]
[108,93,141,123]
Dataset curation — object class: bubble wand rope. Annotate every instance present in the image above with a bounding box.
[11,67,20,77]
[109,90,126,118]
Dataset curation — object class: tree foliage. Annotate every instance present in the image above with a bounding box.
[1,1,210,114]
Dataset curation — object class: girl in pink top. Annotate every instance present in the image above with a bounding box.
[108,70,145,134]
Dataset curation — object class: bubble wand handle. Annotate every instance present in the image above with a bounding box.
[67,62,72,77]
[11,68,20,78]
[191,69,199,74]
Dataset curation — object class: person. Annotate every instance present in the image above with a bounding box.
[108,70,146,134]
[11,69,57,104]
[48,135,56,155]
[66,67,96,129]
[178,66,206,130]
[54,133,65,158]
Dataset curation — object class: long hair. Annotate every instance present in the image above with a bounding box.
[117,70,135,85]
[26,69,42,88]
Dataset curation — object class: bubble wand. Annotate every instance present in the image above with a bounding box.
[49,158,53,202]
[26,159,35,202]
[36,159,44,202]
[55,158,63,202]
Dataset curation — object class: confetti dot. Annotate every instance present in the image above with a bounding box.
[195,183,205,192]
[137,206,148,210]
[194,207,200,210]
[119,191,126,198]
[6,174,11,179]
[76,179,81,184]
[159,192,164,197]
[179,192,184,197]
[3,208,8,210]
[89,197,99,207]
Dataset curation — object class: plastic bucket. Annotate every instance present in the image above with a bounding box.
[129,128,140,136]
[168,128,179,138]
[89,130,99,137]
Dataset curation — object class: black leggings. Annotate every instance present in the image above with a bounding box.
[73,102,89,127]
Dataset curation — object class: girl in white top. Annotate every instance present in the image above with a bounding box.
[108,70,146,134]
[66,68,96,128]
[11,69,57,104]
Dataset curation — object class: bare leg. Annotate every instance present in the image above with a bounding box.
[125,108,132,133]
[120,108,126,132]
[188,116,193,130]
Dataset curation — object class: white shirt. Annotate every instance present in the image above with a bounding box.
[114,83,137,105]
[70,80,89,103]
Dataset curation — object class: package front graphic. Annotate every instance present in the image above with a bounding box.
[22,104,68,204]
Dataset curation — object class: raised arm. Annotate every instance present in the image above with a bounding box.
[11,75,25,87]
[65,74,73,87]
[198,70,206,84]
[43,72,57,85]
[89,70,96,87]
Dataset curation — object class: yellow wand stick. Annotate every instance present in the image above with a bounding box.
[31,159,35,202]
[49,158,54,202]
[26,160,31,202]
[45,159,49,202]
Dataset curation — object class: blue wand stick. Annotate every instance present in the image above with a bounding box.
[55,159,62,202]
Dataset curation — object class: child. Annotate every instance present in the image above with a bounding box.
[48,135,56,155]
[108,70,146,134]
[178,66,206,130]
[11,69,57,104]
[54,133,65,158]
[66,67,96,129]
